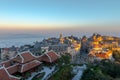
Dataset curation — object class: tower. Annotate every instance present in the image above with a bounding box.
[60,34,64,44]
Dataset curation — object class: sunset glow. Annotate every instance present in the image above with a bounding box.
[0,0,120,35]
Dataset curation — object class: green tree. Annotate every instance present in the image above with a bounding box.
[57,54,71,67]
[81,59,120,80]
[113,50,120,62]
[49,65,73,80]
[81,65,112,80]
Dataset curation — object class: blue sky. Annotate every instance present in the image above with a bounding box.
[0,0,120,35]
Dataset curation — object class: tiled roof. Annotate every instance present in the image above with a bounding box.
[95,50,112,59]
[1,60,12,68]
[95,53,108,59]
[38,51,60,63]
[13,51,36,63]
[0,50,60,79]
[39,54,50,62]
[10,77,19,80]
[1,59,42,74]
[93,44,102,48]
[20,60,42,73]
[7,64,19,74]
[0,67,19,80]
[47,51,60,62]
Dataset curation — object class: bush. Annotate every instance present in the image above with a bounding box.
[113,51,120,62]
[81,59,120,80]
[57,54,71,68]
[81,65,112,80]
[49,65,74,80]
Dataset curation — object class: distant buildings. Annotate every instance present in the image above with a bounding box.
[0,46,18,61]
[88,33,113,61]
[48,34,81,56]
[49,44,68,55]
[89,49,112,60]
[77,33,120,63]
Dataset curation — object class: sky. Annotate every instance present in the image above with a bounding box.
[0,0,120,36]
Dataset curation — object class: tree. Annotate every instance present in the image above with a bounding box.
[49,65,73,80]
[57,54,71,67]
[81,59,120,80]
[81,65,112,80]
[113,50,120,62]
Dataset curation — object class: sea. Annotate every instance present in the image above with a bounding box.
[0,34,49,48]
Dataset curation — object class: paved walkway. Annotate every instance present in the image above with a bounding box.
[72,65,86,80]
[27,66,55,80]
[42,66,55,80]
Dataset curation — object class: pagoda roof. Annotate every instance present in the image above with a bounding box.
[13,51,36,63]
[0,67,20,80]
[19,60,42,73]
[37,50,60,63]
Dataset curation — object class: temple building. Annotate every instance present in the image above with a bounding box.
[37,50,60,63]
[0,50,60,79]
[0,66,20,80]
[1,51,42,78]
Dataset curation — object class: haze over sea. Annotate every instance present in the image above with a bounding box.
[0,34,47,48]
[0,32,119,48]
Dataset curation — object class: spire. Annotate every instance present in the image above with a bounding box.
[59,34,64,44]
[60,34,62,39]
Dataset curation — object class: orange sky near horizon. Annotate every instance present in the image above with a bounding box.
[0,25,119,34]
[0,0,120,36]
